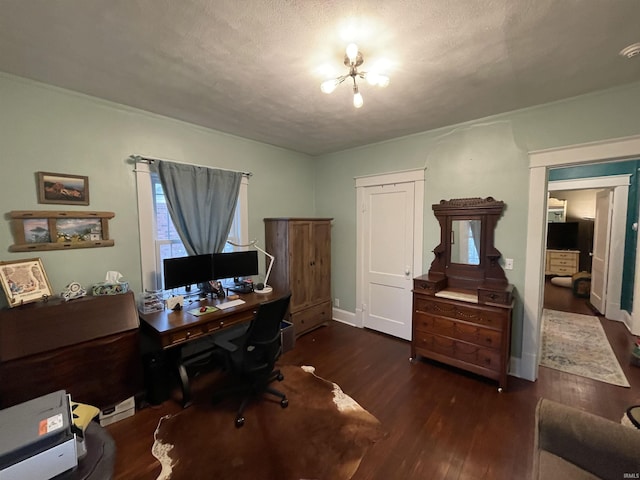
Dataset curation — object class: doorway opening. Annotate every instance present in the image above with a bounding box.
[543,187,598,317]
[521,134,640,382]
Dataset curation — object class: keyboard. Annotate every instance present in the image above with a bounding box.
[217,299,246,310]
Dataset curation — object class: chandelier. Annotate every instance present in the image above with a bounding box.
[320,43,389,108]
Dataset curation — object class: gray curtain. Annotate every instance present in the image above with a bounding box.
[157,160,242,255]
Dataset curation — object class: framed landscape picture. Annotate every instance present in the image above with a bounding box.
[9,210,115,252]
[37,171,90,205]
[0,258,53,307]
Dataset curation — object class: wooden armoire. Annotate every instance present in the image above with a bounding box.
[264,218,332,337]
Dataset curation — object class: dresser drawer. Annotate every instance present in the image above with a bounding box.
[550,258,576,267]
[453,341,501,372]
[413,331,502,372]
[550,266,575,275]
[291,300,331,336]
[454,323,502,349]
[477,287,512,306]
[549,251,577,260]
[415,314,501,349]
[414,296,506,330]
[413,313,454,337]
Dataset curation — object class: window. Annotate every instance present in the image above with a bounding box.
[135,162,248,291]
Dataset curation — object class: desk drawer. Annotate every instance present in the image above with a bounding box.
[170,326,207,345]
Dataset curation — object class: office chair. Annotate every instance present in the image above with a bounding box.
[212,293,291,428]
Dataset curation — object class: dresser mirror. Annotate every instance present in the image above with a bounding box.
[419,197,512,305]
[450,219,481,265]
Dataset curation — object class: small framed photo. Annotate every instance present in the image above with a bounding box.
[37,171,89,205]
[0,258,53,307]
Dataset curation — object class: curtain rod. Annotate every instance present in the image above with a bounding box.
[130,154,252,177]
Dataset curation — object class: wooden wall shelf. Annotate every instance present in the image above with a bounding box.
[9,210,115,252]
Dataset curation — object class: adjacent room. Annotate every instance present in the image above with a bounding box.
[1,2,640,479]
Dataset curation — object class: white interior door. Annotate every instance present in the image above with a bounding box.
[590,189,613,314]
[362,183,414,340]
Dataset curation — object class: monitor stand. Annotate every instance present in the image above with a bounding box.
[227,277,254,294]
[170,285,203,299]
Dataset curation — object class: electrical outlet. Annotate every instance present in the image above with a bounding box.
[334,298,340,308]
[505,258,514,270]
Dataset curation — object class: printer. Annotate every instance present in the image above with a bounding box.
[0,390,78,480]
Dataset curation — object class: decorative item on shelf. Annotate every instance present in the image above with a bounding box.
[92,271,129,296]
[227,240,274,294]
[320,43,390,109]
[0,257,53,307]
[8,210,115,252]
[61,281,86,301]
[37,171,90,206]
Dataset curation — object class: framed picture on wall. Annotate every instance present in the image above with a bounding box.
[37,171,90,205]
[0,257,53,307]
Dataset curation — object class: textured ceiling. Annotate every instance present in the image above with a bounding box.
[1,0,639,156]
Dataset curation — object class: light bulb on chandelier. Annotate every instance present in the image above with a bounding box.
[353,84,363,108]
[320,43,389,108]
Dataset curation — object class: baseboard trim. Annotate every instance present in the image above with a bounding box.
[333,307,357,326]
[516,352,538,382]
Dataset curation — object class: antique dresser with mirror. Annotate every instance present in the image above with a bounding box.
[411,197,514,391]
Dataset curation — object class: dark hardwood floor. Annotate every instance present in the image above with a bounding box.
[107,290,640,479]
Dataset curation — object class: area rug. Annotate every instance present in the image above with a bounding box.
[540,309,630,387]
[152,365,385,480]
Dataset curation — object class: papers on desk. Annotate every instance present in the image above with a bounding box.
[187,305,219,316]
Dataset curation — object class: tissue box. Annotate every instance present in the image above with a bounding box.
[92,281,129,296]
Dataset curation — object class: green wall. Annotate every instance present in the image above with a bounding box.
[314,81,640,358]
[2,70,640,363]
[0,73,315,308]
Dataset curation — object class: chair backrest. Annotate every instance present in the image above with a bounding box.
[235,293,291,375]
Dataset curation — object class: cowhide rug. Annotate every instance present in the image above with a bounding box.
[152,365,385,480]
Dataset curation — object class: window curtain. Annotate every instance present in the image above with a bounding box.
[157,161,243,255]
[469,220,481,260]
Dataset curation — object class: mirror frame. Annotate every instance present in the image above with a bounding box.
[424,197,511,303]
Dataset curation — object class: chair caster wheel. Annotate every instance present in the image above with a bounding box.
[281,398,289,408]
[277,373,284,381]
[235,416,245,428]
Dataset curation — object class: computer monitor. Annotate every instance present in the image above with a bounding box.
[163,253,213,291]
[211,250,259,281]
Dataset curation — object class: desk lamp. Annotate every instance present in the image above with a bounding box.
[226,240,274,294]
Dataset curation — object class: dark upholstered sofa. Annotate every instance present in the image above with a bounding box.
[533,398,640,480]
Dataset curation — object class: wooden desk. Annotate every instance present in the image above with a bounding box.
[0,292,142,409]
[139,290,284,406]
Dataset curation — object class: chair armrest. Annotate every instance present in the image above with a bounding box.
[534,398,640,480]
[214,337,238,352]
